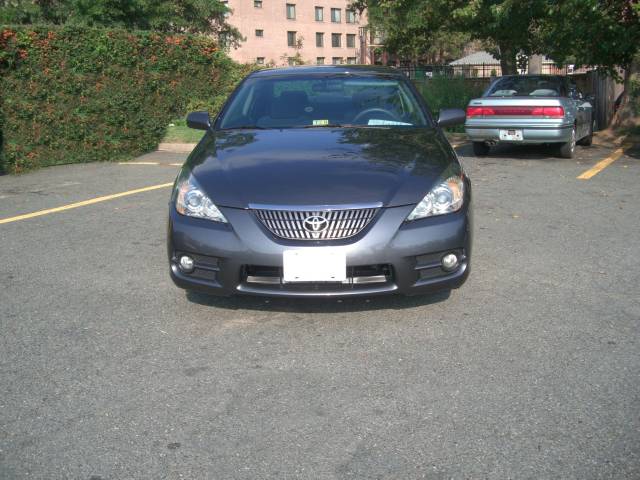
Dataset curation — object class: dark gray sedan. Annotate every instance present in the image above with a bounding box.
[168,66,472,297]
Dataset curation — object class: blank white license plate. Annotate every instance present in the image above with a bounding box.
[499,129,523,141]
[283,249,346,283]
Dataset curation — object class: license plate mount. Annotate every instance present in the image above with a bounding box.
[283,249,346,283]
[499,129,524,141]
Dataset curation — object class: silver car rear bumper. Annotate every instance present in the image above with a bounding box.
[465,123,573,144]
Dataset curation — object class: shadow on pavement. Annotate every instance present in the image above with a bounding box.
[185,289,452,313]
[623,142,640,160]
[458,142,608,161]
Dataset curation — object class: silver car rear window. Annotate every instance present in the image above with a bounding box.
[487,77,566,97]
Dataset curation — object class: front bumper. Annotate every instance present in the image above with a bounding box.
[465,122,573,144]
[167,200,472,298]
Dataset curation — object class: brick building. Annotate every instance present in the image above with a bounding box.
[222,0,370,65]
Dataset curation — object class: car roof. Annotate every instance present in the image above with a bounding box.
[248,65,405,78]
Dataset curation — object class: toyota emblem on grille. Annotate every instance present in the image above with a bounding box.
[303,215,329,237]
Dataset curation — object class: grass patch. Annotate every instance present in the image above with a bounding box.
[163,119,205,143]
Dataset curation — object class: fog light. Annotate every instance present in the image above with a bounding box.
[178,255,195,273]
[441,253,459,271]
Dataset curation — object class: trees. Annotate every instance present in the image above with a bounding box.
[353,0,639,124]
[539,0,639,126]
[540,0,638,78]
[359,0,455,63]
[352,0,547,74]
[0,0,241,45]
[360,0,469,64]
[451,1,547,75]
[354,0,639,78]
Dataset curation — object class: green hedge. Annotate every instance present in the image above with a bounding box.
[415,76,487,111]
[414,76,486,131]
[0,26,251,173]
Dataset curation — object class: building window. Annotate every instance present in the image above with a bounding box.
[317,57,325,65]
[346,34,356,48]
[346,57,357,64]
[286,3,296,19]
[256,57,265,65]
[332,57,342,65]
[254,0,262,7]
[315,32,324,47]
[287,31,296,47]
[346,9,356,23]
[255,29,264,37]
[315,6,323,21]
[331,8,341,23]
[331,33,341,48]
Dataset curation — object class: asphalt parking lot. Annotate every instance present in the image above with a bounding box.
[1,139,639,479]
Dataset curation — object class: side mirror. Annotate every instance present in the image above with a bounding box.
[186,111,211,130]
[437,109,466,128]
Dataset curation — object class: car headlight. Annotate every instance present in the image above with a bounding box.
[174,172,228,223]
[406,175,465,221]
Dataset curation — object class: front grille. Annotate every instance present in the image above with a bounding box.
[253,207,379,240]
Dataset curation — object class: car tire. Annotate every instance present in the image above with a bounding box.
[559,125,576,158]
[577,119,595,146]
[472,142,490,156]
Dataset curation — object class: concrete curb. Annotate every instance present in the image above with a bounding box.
[158,143,197,153]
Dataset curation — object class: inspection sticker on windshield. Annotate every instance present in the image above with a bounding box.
[313,119,330,126]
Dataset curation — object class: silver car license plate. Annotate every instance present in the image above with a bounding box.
[499,129,523,141]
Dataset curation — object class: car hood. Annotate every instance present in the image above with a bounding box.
[187,128,457,209]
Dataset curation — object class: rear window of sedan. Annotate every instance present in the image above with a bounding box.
[218,75,430,129]
[486,76,567,97]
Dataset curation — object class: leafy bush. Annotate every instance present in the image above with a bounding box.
[0,26,251,173]
[414,75,486,127]
[414,75,486,132]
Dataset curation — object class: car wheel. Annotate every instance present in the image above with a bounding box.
[559,125,576,158]
[472,142,490,156]
[577,119,595,146]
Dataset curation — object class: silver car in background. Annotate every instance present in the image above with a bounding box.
[465,75,595,158]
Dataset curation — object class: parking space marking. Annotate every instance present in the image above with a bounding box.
[577,148,624,180]
[0,183,173,225]
[450,141,468,150]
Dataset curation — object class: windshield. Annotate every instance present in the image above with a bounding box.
[217,75,430,129]
[486,76,567,97]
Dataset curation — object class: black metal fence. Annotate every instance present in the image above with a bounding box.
[398,63,588,80]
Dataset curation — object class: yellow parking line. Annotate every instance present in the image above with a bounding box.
[577,148,624,180]
[0,183,173,225]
